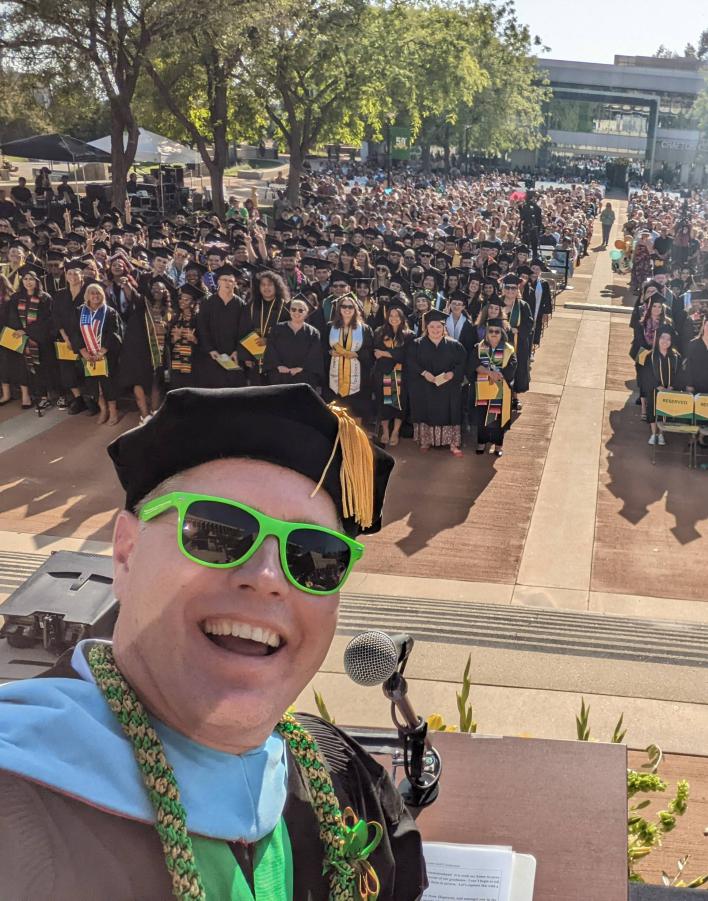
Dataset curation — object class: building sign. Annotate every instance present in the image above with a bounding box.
[658,139,695,151]
[390,127,412,160]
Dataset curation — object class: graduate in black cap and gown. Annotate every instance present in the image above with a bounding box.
[373,298,413,446]
[408,308,466,456]
[6,263,53,408]
[470,319,517,457]
[241,269,291,385]
[499,275,533,405]
[195,264,250,388]
[51,259,86,414]
[167,284,202,390]
[324,294,374,421]
[522,261,553,348]
[263,295,324,388]
[0,384,426,900]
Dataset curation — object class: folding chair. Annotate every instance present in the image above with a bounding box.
[653,389,698,468]
[694,394,708,468]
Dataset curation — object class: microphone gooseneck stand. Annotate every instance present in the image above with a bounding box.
[383,659,442,809]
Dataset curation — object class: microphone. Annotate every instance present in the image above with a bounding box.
[344,630,441,808]
[343,630,414,687]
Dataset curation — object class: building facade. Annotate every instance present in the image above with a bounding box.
[514,56,707,186]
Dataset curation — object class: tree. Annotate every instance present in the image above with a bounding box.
[0,0,188,207]
[247,0,374,203]
[140,0,270,218]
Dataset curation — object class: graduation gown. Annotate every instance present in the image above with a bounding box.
[639,348,683,422]
[523,278,552,346]
[263,321,324,388]
[241,297,290,385]
[118,295,169,392]
[7,291,53,391]
[323,322,374,420]
[503,299,533,393]
[51,286,84,390]
[372,327,413,419]
[0,653,427,901]
[195,293,250,388]
[76,304,123,401]
[407,335,466,427]
[683,337,708,393]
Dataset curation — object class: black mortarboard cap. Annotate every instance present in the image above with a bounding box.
[501,274,521,286]
[46,250,66,262]
[214,263,239,279]
[107,385,394,535]
[178,283,204,300]
[424,309,447,323]
[18,262,45,279]
[330,269,351,285]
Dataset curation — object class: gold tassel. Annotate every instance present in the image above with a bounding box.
[310,404,374,530]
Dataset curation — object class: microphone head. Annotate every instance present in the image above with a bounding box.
[343,630,400,687]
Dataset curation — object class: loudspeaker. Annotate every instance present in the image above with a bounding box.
[0,551,117,681]
[85,182,113,203]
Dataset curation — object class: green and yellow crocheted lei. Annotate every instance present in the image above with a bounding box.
[87,643,381,901]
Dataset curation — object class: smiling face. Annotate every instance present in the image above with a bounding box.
[111,458,341,753]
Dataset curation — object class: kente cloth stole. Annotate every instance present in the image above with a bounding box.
[329,325,363,397]
[171,318,194,374]
[17,296,41,367]
[191,817,293,901]
[145,302,167,370]
[80,304,106,357]
[382,336,403,408]
[476,344,513,427]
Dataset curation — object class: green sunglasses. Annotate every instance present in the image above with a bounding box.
[138,491,364,596]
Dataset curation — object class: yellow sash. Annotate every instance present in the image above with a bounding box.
[333,329,356,396]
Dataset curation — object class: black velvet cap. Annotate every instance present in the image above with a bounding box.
[107,385,394,536]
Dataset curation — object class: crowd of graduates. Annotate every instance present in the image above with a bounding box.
[625,189,708,446]
[0,168,603,455]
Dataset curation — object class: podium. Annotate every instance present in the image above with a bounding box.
[364,730,628,900]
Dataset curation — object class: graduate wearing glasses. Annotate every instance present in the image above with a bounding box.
[323,295,374,421]
[0,385,426,900]
[470,319,518,457]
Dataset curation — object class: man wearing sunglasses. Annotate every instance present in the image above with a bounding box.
[0,385,426,900]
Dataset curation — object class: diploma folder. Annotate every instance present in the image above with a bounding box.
[83,358,108,377]
[240,330,267,359]
[55,340,79,361]
[422,842,536,901]
[0,326,27,354]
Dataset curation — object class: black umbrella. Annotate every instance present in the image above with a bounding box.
[0,133,111,163]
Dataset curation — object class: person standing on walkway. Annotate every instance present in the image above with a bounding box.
[470,319,517,457]
[599,203,615,249]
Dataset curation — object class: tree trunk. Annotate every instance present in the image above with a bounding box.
[421,143,432,173]
[207,160,226,219]
[109,100,138,213]
[286,143,303,206]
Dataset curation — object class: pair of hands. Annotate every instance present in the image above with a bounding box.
[172,327,196,342]
[209,350,239,363]
[277,365,303,375]
[423,370,453,384]
[373,349,392,360]
[12,329,25,339]
[81,349,106,362]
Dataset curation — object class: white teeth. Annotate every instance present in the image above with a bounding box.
[202,619,282,649]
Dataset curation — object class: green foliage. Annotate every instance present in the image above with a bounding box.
[313,689,335,724]
[576,697,591,741]
[456,654,477,733]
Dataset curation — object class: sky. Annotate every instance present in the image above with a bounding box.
[511,0,702,64]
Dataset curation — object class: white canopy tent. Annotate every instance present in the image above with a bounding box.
[88,128,200,166]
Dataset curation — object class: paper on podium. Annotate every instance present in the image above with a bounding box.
[422,842,535,901]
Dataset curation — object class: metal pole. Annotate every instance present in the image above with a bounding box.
[386,124,392,188]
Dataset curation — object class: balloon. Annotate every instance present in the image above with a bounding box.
[614,240,626,250]
[610,250,622,261]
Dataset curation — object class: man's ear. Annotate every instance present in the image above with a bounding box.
[112,510,139,596]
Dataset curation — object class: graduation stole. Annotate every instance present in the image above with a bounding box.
[651,349,678,388]
[145,301,167,370]
[382,335,403,408]
[80,303,106,357]
[329,324,363,397]
[171,315,195,374]
[16,295,42,368]
[476,342,513,427]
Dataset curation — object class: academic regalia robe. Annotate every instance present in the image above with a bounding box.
[167,312,200,390]
[407,335,466,429]
[639,348,683,422]
[0,652,427,901]
[683,337,708,393]
[372,327,413,420]
[7,291,53,393]
[0,295,12,384]
[76,304,123,401]
[502,299,533,393]
[241,297,290,385]
[523,278,552,346]
[469,340,518,446]
[51,287,84,391]
[323,322,374,420]
[195,293,250,388]
[118,295,169,393]
[263,321,324,388]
